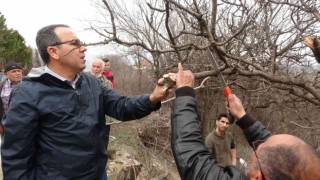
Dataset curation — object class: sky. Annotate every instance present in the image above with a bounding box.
[0,0,113,68]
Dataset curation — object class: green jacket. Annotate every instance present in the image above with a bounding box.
[99,75,113,89]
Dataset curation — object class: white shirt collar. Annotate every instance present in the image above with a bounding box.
[44,66,80,89]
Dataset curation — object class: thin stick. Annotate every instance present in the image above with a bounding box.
[107,76,211,125]
[290,121,316,129]
[161,76,211,104]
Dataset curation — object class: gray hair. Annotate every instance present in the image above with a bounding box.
[36,24,69,64]
[257,145,303,180]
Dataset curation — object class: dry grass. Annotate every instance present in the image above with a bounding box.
[108,112,180,180]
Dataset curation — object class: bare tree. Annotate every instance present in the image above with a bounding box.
[87,0,320,147]
[32,49,43,68]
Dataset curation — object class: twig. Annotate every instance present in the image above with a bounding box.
[290,121,316,129]
[106,77,211,125]
[161,76,211,104]
[106,120,123,126]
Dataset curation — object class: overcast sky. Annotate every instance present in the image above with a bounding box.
[0,0,113,67]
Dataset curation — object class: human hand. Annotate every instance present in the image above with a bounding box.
[176,63,194,89]
[227,94,246,119]
[149,73,176,104]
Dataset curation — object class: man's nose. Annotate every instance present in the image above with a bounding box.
[81,45,87,52]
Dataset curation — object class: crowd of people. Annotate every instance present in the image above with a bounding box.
[0,24,319,180]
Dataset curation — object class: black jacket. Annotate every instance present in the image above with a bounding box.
[1,71,160,180]
[171,87,271,180]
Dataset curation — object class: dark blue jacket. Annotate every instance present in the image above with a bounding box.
[1,71,160,180]
[171,87,271,180]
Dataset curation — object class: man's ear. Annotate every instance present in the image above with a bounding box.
[248,169,263,180]
[257,170,264,180]
[47,46,60,60]
[249,177,258,180]
[248,174,259,180]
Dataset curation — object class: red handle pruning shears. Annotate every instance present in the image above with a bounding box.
[206,48,235,123]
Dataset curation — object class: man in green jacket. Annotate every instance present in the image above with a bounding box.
[171,63,320,180]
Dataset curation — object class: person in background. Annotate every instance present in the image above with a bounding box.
[102,58,115,88]
[0,62,23,135]
[90,58,113,180]
[205,113,236,167]
[171,63,320,180]
[91,58,112,89]
[1,24,174,180]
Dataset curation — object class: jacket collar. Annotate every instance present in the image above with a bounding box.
[26,66,82,89]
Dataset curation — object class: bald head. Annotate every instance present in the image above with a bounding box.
[264,134,297,144]
[91,59,105,78]
[249,134,320,180]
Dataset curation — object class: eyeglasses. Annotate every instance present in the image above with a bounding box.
[252,139,265,151]
[51,39,84,47]
[252,139,267,180]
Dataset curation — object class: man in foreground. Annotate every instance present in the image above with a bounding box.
[1,24,173,179]
[205,113,236,167]
[171,63,320,180]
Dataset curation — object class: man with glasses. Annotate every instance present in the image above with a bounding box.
[1,24,174,180]
[171,63,320,180]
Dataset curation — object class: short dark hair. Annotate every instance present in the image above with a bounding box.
[216,113,228,121]
[102,58,110,63]
[36,24,69,64]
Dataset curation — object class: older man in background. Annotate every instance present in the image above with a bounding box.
[91,58,112,88]
[0,62,23,134]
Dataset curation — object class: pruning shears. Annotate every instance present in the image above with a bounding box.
[206,48,235,124]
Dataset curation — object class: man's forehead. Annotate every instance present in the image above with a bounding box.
[55,27,77,40]
[92,60,104,65]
